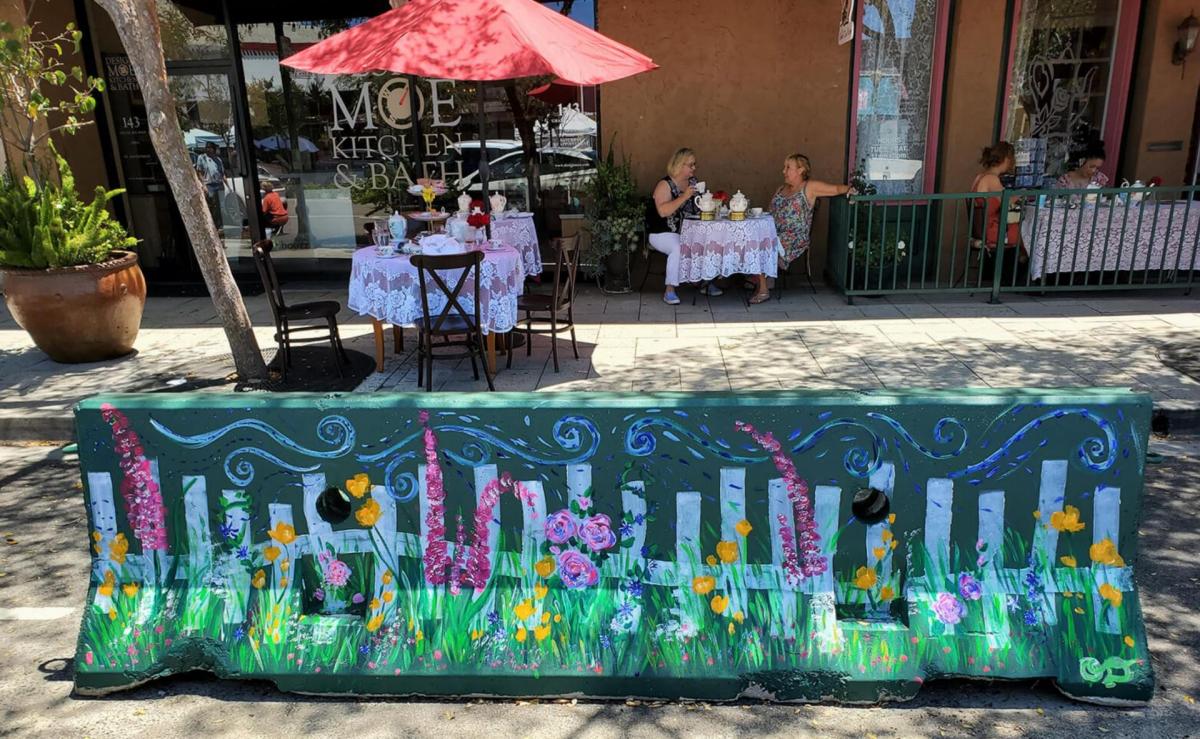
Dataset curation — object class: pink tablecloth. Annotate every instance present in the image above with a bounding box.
[347,244,524,334]
[448,213,541,277]
[678,216,780,282]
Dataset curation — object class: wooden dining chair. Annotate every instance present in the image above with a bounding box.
[508,233,582,372]
[252,239,349,380]
[410,251,495,392]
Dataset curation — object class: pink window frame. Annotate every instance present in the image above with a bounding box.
[847,0,953,194]
[998,0,1142,183]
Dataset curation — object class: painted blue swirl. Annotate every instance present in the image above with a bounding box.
[865,413,968,459]
[624,417,767,464]
[434,414,601,466]
[947,407,1118,481]
[790,419,884,477]
[226,448,320,486]
[150,415,355,458]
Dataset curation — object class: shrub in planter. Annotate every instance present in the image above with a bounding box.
[582,138,641,292]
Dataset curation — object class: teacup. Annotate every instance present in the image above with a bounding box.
[750,207,764,217]
[375,244,395,257]
[694,181,707,194]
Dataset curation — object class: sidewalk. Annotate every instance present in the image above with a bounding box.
[3,283,1199,440]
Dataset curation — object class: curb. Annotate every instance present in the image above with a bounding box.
[6,400,1200,446]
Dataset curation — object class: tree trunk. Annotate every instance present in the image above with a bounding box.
[94,0,268,381]
[503,81,541,212]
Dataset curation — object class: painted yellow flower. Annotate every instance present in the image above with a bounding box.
[889,539,898,550]
[1033,510,1042,520]
[279,577,288,588]
[710,595,729,614]
[355,498,382,527]
[1049,505,1086,533]
[122,583,139,598]
[415,630,423,642]
[554,614,562,623]
[735,519,753,537]
[1124,635,1135,648]
[516,627,528,643]
[369,598,381,610]
[98,570,115,597]
[533,583,548,600]
[1060,555,1077,568]
[346,473,371,498]
[692,575,716,595]
[881,529,894,543]
[1099,583,1123,608]
[281,560,290,572]
[264,545,281,562]
[1090,538,1125,567]
[268,521,296,545]
[872,547,887,560]
[1074,607,1085,614]
[251,569,266,589]
[92,530,102,542]
[887,513,896,524]
[716,540,739,564]
[534,624,552,642]
[853,566,877,590]
[471,629,482,641]
[733,610,744,624]
[382,570,393,585]
[535,556,555,578]
[1064,590,1074,597]
[541,612,551,625]
[706,555,718,566]
[880,585,895,601]
[109,533,128,564]
[383,591,394,603]
[366,614,384,632]
[108,608,117,621]
[728,622,736,635]
[514,599,535,621]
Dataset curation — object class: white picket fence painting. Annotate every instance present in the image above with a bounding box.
[85,458,1131,637]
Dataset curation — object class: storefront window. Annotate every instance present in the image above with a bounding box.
[853,0,944,196]
[1004,0,1121,182]
[157,0,230,61]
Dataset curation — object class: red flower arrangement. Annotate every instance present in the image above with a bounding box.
[1148,176,1163,187]
[712,190,731,204]
[466,211,490,229]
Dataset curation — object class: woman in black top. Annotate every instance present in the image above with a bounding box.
[648,148,718,304]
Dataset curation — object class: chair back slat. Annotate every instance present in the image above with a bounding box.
[251,239,288,324]
[411,251,484,334]
[550,233,583,310]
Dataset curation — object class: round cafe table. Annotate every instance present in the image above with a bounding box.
[448,212,542,276]
[677,215,781,283]
[347,243,524,374]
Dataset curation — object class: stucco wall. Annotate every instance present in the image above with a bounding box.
[599,0,851,275]
[939,0,1007,193]
[1124,0,1200,183]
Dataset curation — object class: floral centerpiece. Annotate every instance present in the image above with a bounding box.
[466,205,490,243]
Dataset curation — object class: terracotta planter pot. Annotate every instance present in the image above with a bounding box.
[3,251,146,363]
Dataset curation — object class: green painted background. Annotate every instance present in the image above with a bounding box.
[72,390,1154,704]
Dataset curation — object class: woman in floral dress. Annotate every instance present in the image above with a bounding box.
[749,154,852,304]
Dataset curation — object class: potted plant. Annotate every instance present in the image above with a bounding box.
[0,20,144,363]
[581,138,641,294]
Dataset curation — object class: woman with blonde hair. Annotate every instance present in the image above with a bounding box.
[750,153,852,304]
[646,147,720,305]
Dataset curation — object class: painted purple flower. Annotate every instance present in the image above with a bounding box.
[544,509,578,544]
[313,588,325,602]
[556,550,599,589]
[932,592,966,625]
[579,514,617,552]
[324,559,352,587]
[352,592,365,604]
[958,573,983,601]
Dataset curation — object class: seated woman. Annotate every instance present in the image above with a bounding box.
[749,154,852,304]
[971,142,1026,281]
[1057,142,1109,190]
[648,148,721,305]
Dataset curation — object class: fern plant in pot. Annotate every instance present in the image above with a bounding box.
[0,20,144,363]
[581,139,641,294]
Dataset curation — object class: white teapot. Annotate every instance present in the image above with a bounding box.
[489,191,507,214]
[694,191,718,213]
[457,191,472,215]
[1122,178,1146,203]
[728,190,749,212]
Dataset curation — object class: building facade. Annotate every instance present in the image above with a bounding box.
[7,0,1200,287]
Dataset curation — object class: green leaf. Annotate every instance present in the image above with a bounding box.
[71,65,83,82]
[94,77,105,93]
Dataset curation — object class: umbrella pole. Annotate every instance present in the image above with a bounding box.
[477,82,492,241]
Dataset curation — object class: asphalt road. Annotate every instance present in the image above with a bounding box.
[1,439,1197,738]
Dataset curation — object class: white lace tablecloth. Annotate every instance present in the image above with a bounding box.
[678,216,780,282]
[447,213,541,277]
[347,244,524,334]
[1022,201,1200,280]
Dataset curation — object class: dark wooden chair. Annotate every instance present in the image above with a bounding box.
[252,239,349,380]
[509,234,582,372]
[411,251,494,392]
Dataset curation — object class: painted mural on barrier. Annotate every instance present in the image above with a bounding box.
[73,391,1154,703]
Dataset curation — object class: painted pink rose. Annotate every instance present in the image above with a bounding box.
[578,514,617,552]
[932,592,965,625]
[544,509,578,544]
[324,559,352,587]
[556,550,599,589]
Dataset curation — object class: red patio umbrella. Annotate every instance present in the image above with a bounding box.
[281,0,657,232]
[528,78,595,111]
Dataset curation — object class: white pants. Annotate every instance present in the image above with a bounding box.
[648,231,681,288]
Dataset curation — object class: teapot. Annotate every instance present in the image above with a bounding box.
[1122,179,1146,203]
[728,190,749,212]
[694,191,718,213]
[457,191,472,215]
[489,191,507,214]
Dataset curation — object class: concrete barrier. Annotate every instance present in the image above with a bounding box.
[73,390,1154,704]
